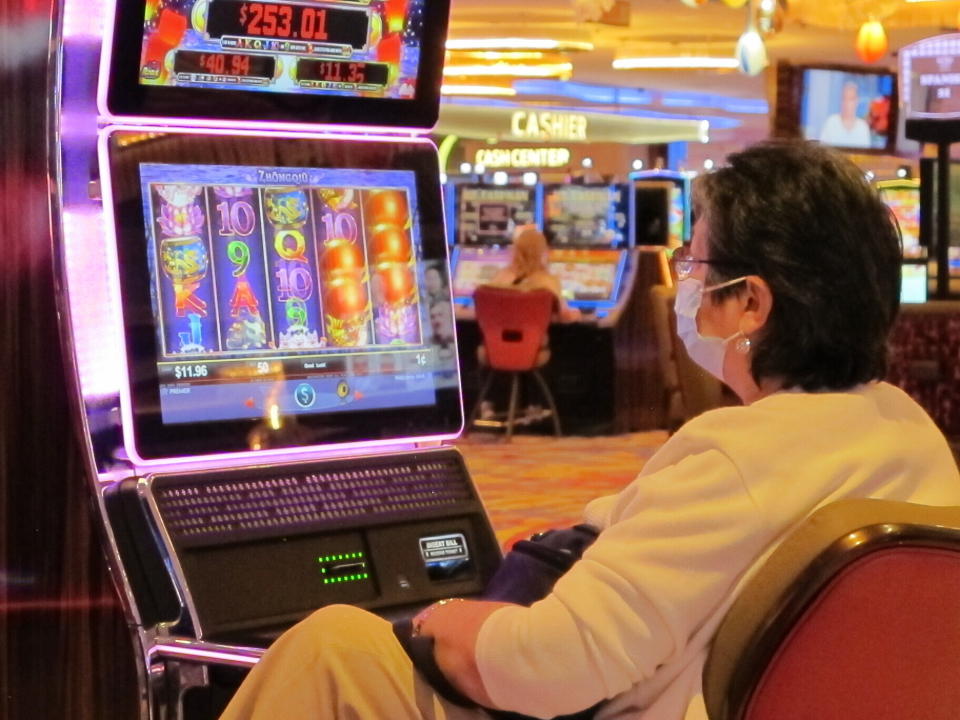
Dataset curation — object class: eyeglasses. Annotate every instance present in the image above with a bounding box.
[669,246,750,281]
[670,246,716,280]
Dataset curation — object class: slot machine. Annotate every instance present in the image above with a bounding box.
[450,175,672,434]
[50,0,502,716]
[629,169,692,248]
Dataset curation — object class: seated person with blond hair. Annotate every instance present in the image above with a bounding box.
[489,225,581,322]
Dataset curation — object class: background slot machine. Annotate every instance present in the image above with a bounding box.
[451,175,672,435]
[45,0,503,717]
[876,178,928,304]
[629,170,692,248]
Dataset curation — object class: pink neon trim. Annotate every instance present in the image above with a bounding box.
[151,644,262,667]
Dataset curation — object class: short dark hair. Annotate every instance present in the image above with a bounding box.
[695,140,902,392]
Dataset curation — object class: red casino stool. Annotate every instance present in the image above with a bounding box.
[469,285,561,441]
[703,498,960,720]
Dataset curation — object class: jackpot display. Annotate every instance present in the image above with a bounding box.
[140,0,419,98]
[103,0,449,125]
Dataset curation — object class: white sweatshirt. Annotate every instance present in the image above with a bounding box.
[475,382,960,720]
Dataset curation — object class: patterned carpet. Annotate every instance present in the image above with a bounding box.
[454,430,669,549]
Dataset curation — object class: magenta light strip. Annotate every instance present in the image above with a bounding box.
[151,643,263,668]
[97,125,463,472]
[62,208,124,397]
[63,0,106,38]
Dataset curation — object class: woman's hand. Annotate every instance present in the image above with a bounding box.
[412,598,516,707]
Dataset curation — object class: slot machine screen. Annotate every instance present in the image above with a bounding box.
[632,181,673,246]
[450,246,511,303]
[104,130,460,460]
[877,180,922,259]
[547,249,625,302]
[901,263,928,304]
[543,184,614,246]
[455,185,538,245]
[103,0,450,127]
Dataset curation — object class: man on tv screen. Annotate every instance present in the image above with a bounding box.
[819,81,872,148]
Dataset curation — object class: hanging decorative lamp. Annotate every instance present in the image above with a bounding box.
[856,18,887,64]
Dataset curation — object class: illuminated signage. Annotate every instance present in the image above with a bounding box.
[510,111,588,141]
[901,34,960,119]
[474,147,572,168]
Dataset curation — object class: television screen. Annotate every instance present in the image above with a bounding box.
[450,247,511,302]
[877,180,922,259]
[543,184,615,246]
[104,130,460,461]
[102,0,450,127]
[800,67,895,151]
[455,185,539,245]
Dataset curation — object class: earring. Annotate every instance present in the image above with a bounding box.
[734,334,752,355]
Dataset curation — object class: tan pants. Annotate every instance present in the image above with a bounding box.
[220,604,494,720]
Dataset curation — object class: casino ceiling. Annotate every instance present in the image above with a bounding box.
[440,0,960,142]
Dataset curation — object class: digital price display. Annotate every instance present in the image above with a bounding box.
[206,0,369,50]
[129,0,435,103]
[297,59,389,89]
[173,51,276,81]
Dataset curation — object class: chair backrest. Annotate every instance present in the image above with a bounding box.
[473,285,555,372]
[649,283,726,423]
[648,284,683,426]
[703,498,960,720]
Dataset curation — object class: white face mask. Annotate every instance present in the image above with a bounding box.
[674,276,748,381]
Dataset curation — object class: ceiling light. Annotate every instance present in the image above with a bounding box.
[440,84,517,96]
[613,57,740,70]
[443,62,573,78]
[446,38,594,52]
[459,162,473,174]
[493,171,509,186]
[455,51,546,61]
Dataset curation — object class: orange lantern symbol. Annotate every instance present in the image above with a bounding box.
[377,263,415,305]
[324,277,368,320]
[856,19,887,64]
[371,226,412,265]
[321,240,366,279]
[366,189,409,229]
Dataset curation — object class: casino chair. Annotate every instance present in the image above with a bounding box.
[702,498,960,720]
[468,285,561,441]
[649,284,729,430]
